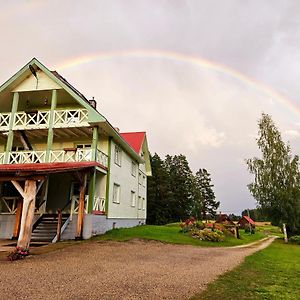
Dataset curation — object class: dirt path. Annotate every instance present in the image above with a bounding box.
[0,237,276,300]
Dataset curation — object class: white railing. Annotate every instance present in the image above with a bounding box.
[0,153,5,164]
[51,149,108,167]
[93,196,106,212]
[14,111,50,129]
[96,149,108,167]
[0,112,11,130]
[0,109,89,131]
[70,195,89,221]
[53,109,89,128]
[0,197,19,214]
[9,151,46,164]
[0,148,108,167]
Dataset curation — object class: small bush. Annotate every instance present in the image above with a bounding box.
[245,224,256,234]
[191,228,224,242]
[289,235,300,245]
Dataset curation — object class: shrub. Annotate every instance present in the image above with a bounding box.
[191,228,224,242]
[289,235,300,245]
[244,224,256,234]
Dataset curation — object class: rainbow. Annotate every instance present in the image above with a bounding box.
[54,49,300,117]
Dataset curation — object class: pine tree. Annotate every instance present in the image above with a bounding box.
[147,153,172,224]
[164,154,195,221]
[193,168,219,220]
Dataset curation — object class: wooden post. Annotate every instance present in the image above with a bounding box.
[56,209,62,242]
[76,173,87,239]
[17,180,37,250]
[283,223,288,243]
[12,198,23,239]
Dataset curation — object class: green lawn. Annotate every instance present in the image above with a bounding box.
[95,223,266,247]
[191,239,300,300]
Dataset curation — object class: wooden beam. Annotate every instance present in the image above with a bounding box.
[11,180,24,198]
[0,175,46,182]
[12,198,23,239]
[17,180,37,250]
[75,173,87,239]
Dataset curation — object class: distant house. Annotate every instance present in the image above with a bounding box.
[215,213,235,226]
[238,216,255,228]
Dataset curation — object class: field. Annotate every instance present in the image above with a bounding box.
[96,223,268,247]
[191,239,300,299]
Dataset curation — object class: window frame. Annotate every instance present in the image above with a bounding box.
[114,145,122,167]
[112,183,121,204]
[131,190,136,207]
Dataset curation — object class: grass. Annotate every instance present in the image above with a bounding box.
[191,239,300,300]
[95,223,267,247]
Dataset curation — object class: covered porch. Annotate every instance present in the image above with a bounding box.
[0,162,107,249]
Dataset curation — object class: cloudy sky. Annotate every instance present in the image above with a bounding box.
[1,0,300,214]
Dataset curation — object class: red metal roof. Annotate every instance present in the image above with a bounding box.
[120,132,145,154]
[238,216,255,225]
[0,162,103,174]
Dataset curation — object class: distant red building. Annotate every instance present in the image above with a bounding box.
[215,214,235,226]
[238,216,255,228]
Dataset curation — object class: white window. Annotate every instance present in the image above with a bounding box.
[138,196,142,210]
[131,161,137,177]
[114,146,122,166]
[113,183,120,204]
[131,191,136,207]
[138,172,142,185]
[142,198,146,210]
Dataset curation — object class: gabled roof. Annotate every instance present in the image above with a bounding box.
[238,216,255,225]
[120,132,146,154]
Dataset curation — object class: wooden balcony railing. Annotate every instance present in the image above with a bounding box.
[0,109,89,131]
[0,148,108,167]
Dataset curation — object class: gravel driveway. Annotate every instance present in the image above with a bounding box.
[0,237,275,300]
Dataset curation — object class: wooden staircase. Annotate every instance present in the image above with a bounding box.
[31,214,69,243]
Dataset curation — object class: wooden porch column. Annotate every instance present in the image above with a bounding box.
[4,92,19,164]
[46,89,57,162]
[76,173,87,239]
[17,180,37,250]
[105,137,112,213]
[12,198,23,239]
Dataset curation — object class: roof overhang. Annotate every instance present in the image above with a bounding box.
[0,162,103,181]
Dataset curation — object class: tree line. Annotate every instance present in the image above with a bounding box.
[147,154,220,225]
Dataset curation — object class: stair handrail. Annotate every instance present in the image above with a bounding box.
[52,214,71,243]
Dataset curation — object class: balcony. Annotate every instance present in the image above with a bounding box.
[0,109,89,131]
[0,149,108,168]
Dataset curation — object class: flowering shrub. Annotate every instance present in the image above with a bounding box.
[180,218,224,242]
[7,247,29,261]
[191,228,224,242]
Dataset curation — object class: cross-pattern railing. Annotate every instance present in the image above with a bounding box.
[0,109,89,131]
[50,149,108,167]
[0,153,5,164]
[9,151,46,164]
[93,196,106,212]
[14,111,50,129]
[54,109,89,128]
[97,149,108,167]
[0,197,19,214]
[70,195,89,220]
[0,148,108,167]
[0,113,11,130]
